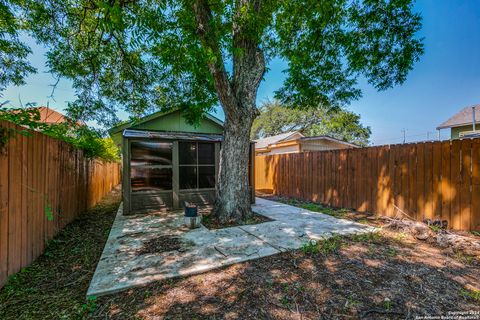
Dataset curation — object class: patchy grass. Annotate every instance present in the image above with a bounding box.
[90,227,480,319]
[300,234,343,255]
[264,195,381,226]
[460,288,480,302]
[284,198,350,218]
[2,190,479,319]
[0,187,121,320]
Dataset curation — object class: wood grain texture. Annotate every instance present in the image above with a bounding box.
[255,138,480,231]
[0,120,121,289]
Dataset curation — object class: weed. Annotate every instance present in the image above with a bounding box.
[453,251,475,265]
[428,224,442,233]
[280,296,290,307]
[82,296,97,314]
[459,288,480,302]
[144,290,152,299]
[301,240,320,254]
[345,295,361,309]
[356,219,370,225]
[393,232,407,242]
[351,232,382,243]
[266,278,274,289]
[385,247,397,257]
[321,234,342,254]
[294,282,305,293]
[301,235,342,255]
[383,298,392,311]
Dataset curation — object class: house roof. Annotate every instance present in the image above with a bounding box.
[299,135,359,148]
[437,105,480,130]
[8,106,83,126]
[36,106,70,124]
[254,131,358,150]
[109,108,224,134]
[253,131,304,149]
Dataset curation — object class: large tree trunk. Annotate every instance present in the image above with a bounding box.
[194,0,265,223]
[212,108,256,223]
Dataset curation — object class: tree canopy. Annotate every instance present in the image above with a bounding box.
[3,0,423,221]
[0,0,36,94]
[11,0,423,127]
[251,100,371,146]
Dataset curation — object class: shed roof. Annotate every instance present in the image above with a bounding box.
[123,129,223,142]
[437,105,480,130]
[109,108,224,134]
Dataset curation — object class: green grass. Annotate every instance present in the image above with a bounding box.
[301,234,343,255]
[459,288,480,302]
[284,199,349,218]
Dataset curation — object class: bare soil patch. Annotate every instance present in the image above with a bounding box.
[200,206,272,230]
[137,236,183,255]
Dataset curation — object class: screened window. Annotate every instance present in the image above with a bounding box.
[179,142,215,189]
[130,141,173,191]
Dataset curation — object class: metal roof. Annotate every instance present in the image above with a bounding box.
[110,108,224,134]
[123,129,223,141]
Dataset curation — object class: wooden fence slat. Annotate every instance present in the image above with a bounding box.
[0,120,120,289]
[255,137,480,231]
[472,140,480,231]
[451,140,462,229]
[432,142,442,219]
[441,141,452,227]
[460,139,472,230]
[424,143,434,220]
[0,122,10,286]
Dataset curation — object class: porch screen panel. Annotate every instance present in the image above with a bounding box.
[179,142,215,189]
[130,141,173,191]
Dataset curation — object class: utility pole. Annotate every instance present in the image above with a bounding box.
[402,129,406,144]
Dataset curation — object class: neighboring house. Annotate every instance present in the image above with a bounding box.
[35,106,73,124]
[8,106,83,126]
[109,109,255,214]
[254,131,358,156]
[437,105,480,139]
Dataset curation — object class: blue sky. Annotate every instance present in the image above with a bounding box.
[3,0,480,145]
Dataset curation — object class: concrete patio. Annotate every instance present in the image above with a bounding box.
[87,197,376,297]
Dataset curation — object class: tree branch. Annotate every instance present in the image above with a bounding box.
[193,0,236,112]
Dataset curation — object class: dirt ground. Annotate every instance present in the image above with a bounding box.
[1,190,479,319]
[0,187,121,320]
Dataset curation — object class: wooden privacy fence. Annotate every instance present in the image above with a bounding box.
[0,121,121,288]
[255,138,480,231]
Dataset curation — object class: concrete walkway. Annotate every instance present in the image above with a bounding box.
[87,198,376,297]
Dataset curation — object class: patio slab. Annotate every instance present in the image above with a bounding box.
[87,197,376,297]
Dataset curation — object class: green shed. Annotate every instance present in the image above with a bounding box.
[109,109,255,215]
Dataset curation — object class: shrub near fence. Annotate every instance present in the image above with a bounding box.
[0,121,121,288]
[255,138,480,231]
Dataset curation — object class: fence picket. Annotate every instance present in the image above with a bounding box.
[255,138,480,231]
[0,121,120,289]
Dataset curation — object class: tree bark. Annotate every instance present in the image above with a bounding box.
[212,108,256,222]
[194,0,265,223]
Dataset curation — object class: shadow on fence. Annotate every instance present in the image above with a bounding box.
[0,121,121,288]
[255,139,480,232]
